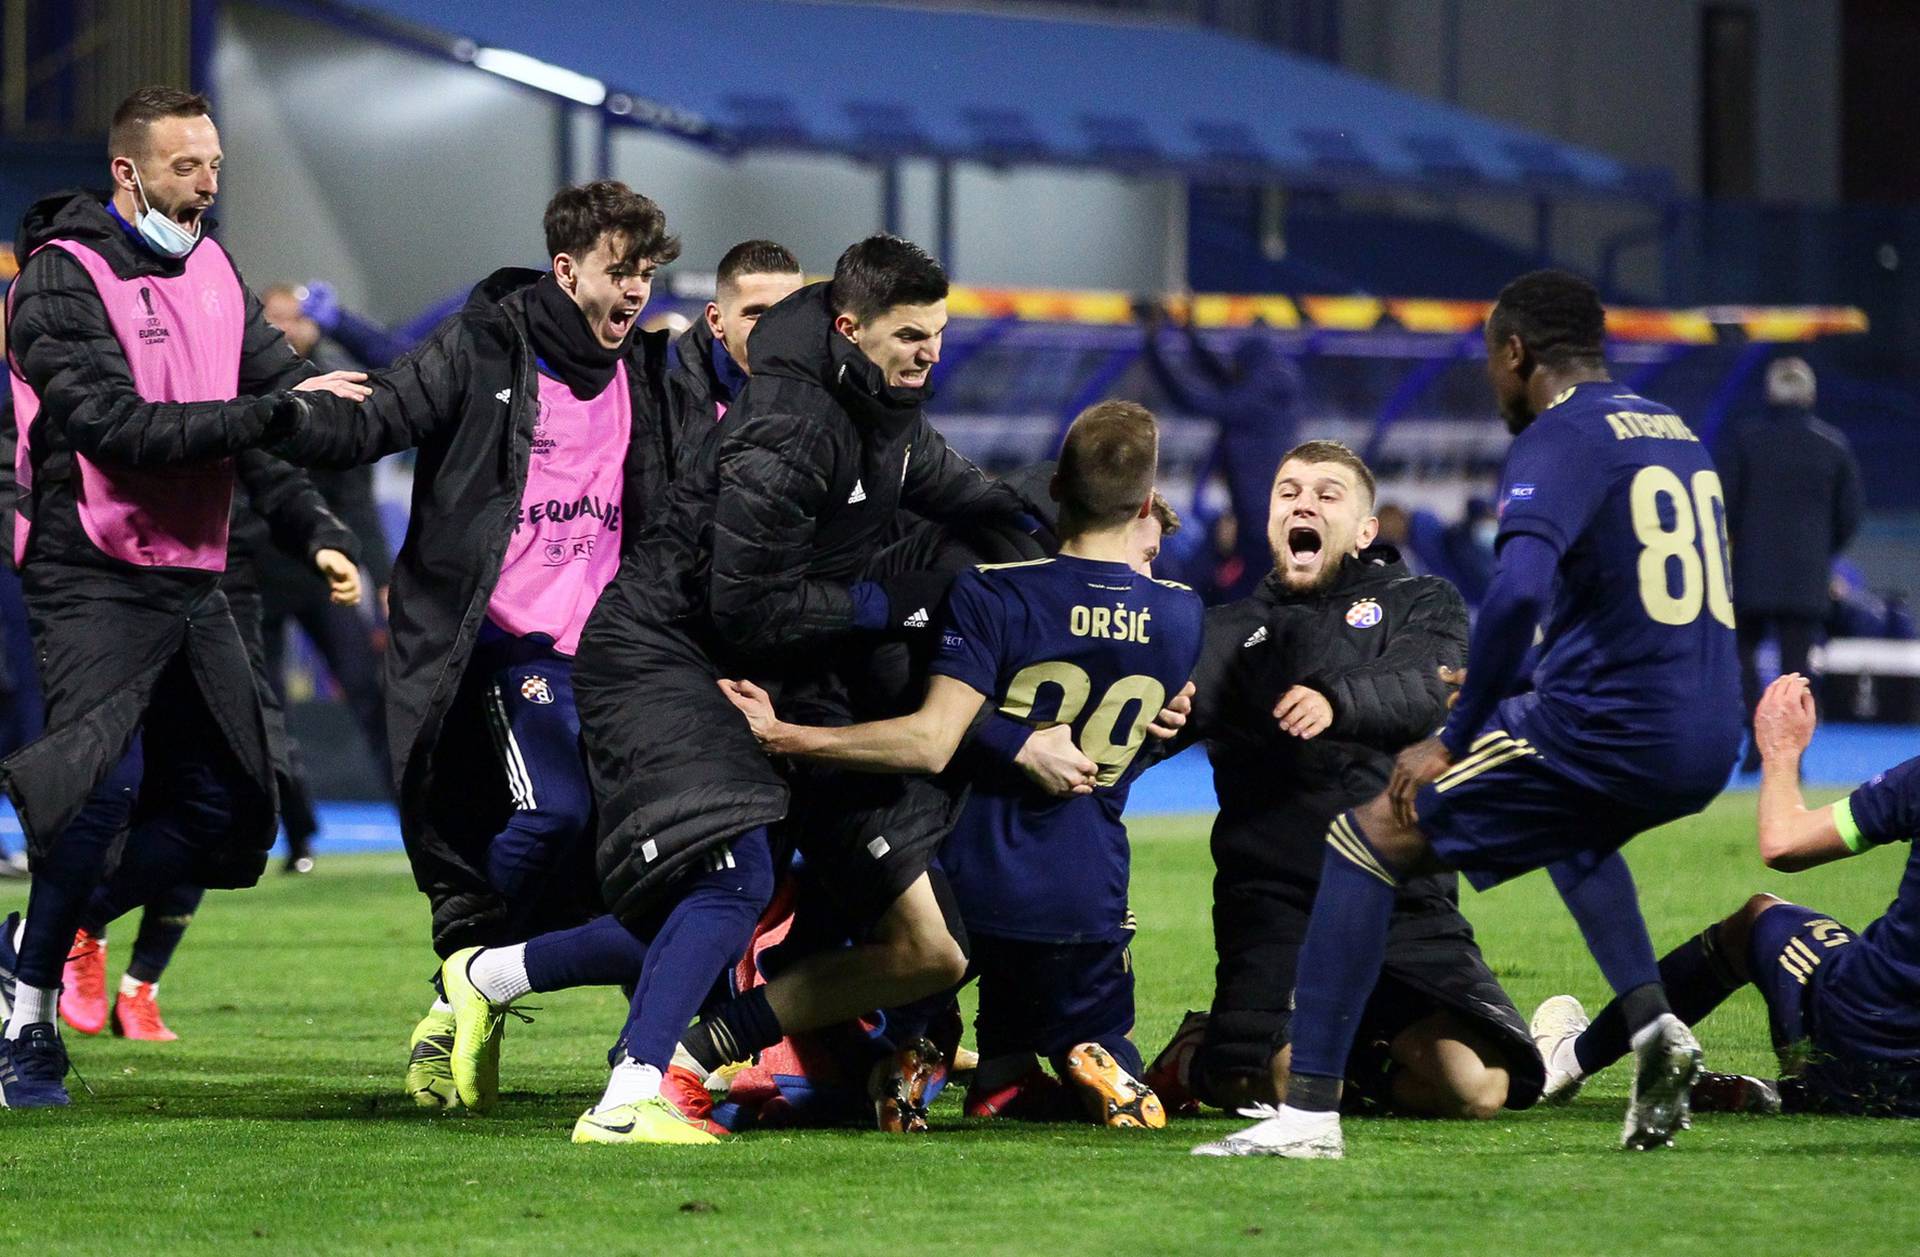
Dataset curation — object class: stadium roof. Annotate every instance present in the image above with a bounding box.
[291,0,1672,203]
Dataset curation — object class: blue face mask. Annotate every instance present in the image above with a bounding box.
[129,164,201,259]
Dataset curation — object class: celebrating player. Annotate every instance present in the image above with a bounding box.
[723,401,1203,1131]
[1194,270,1743,1158]
[0,86,365,1108]
[1532,673,1920,1118]
[263,180,690,1113]
[1104,441,1541,1120]
[572,235,1036,1142]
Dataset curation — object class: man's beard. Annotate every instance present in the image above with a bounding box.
[1273,550,1347,594]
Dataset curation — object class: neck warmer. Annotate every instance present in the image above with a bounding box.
[527,272,624,399]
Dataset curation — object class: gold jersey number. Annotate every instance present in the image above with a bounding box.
[1629,465,1735,629]
[1001,662,1168,786]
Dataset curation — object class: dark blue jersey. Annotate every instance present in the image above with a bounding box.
[1493,381,1742,804]
[1823,756,1920,1067]
[932,554,1204,943]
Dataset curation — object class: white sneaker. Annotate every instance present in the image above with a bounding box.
[1191,1104,1343,1159]
[1530,994,1591,1104]
[1622,1014,1703,1150]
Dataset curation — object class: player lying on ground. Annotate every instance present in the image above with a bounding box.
[1193,270,1744,1159]
[1531,673,1920,1119]
[722,402,1203,1132]
[1090,440,1543,1119]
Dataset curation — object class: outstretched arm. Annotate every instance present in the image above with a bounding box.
[720,675,989,775]
[1753,673,1850,871]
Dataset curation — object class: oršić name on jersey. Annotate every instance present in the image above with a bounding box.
[1070,601,1151,643]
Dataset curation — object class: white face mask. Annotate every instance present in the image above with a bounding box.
[128,163,201,259]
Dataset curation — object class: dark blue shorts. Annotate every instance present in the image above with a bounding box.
[1416,710,1705,892]
[1746,902,1856,1056]
[969,931,1138,1074]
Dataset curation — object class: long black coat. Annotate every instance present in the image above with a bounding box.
[1717,407,1863,618]
[1,191,310,883]
[270,268,678,954]
[577,281,1033,924]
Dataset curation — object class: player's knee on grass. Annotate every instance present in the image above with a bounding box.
[1716,893,1791,983]
[1391,1012,1510,1120]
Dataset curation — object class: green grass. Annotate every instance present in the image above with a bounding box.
[4,791,1919,1255]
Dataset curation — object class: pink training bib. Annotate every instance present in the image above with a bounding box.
[487,363,633,656]
[8,236,243,569]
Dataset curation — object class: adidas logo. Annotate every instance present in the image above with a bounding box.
[847,479,867,504]
[495,388,512,403]
[903,607,930,628]
[1242,626,1268,648]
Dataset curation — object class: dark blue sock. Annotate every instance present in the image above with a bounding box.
[1573,925,1742,1075]
[1284,812,1401,1112]
[127,884,204,984]
[524,914,650,993]
[620,828,774,1069]
[1547,852,1671,1036]
[16,746,142,988]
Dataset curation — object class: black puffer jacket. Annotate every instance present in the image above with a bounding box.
[610,281,1031,655]
[269,267,676,954]
[1,191,310,878]
[1177,546,1468,904]
[579,281,1032,921]
[664,320,733,479]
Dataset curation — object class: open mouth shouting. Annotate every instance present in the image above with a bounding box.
[601,304,640,343]
[1285,522,1325,572]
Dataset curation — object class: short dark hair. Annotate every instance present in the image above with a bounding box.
[1056,401,1159,536]
[1278,439,1377,510]
[830,234,947,324]
[1488,269,1606,368]
[108,86,211,160]
[717,239,801,293]
[543,180,681,268]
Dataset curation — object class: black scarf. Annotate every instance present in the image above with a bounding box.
[526,272,624,399]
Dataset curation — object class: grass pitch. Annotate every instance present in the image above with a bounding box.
[5,791,1919,1255]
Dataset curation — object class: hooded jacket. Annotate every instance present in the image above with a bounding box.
[579,281,1032,920]
[0,190,311,880]
[609,281,1029,651]
[664,319,736,478]
[1175,545,1468,904]
[268,267,675,953]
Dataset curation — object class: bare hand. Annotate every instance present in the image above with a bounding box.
[1273,685,1333,740]
[1388,734,1454,829]
[1147,680,1195,741]
[293,370,371,402]
[1015,723,1098,797]
[1754,673,1817,763]
[314,548,362,606]
[1439,666,1466,709]
[718,678,781,750]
